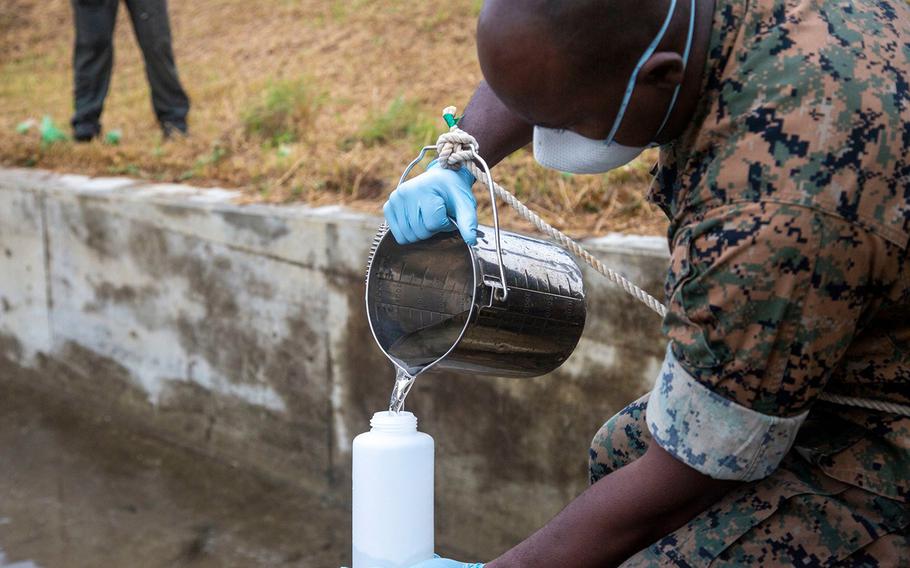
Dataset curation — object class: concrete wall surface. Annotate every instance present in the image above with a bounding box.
[0,167,670,561]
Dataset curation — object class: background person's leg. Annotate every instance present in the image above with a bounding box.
[71,0,119,139]
[124,0,190,134]
[589,394,651,484]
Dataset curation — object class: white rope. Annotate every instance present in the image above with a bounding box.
[815,393,910,417]
[434,109,910,418]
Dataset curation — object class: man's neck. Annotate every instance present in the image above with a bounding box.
[655,0,717,144]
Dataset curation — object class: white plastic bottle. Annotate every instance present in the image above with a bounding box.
[352,411,434,568]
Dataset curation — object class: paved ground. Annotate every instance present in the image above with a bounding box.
[0,381,348,568]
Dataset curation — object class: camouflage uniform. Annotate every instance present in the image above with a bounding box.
[590,0,910,564]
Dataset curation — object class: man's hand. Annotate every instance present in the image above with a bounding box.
[487,443,740,568]
[382,80,533,247]
[383,160,477,245]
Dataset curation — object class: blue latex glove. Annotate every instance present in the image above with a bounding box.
[383,159,477,245]
[408,557,484,568]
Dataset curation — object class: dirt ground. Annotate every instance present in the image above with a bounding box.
[0,381,348,568]
[0,0,668,238]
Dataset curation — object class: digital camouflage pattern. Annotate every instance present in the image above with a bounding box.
[651,0,910,417]
[647,343,808,481]
[590,397,910,566]
[590,0,910,562]
[652,0,910,246]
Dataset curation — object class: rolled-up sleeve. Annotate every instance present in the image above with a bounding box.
[649,201,888,480]
[647,344,807,480]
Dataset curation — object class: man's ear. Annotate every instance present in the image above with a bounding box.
[640,52,685,90]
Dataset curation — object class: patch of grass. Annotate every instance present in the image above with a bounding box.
[604,154,655,185]
[0,0,667,237]
[318,162,387,200]
[329,1,347,20]
[108,163,141,177]
[420,8,454,32]
[350,97,437,149]
[242,79,322,147]
[178,143,230,182]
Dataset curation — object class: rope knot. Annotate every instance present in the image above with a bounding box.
[436,106,479,171]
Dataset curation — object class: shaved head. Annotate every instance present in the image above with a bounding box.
[482,0,667,81]
[477,0,684,134]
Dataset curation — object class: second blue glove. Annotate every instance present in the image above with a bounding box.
[407,556,484,568]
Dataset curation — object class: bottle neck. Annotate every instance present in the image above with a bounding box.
[370,411,418,433]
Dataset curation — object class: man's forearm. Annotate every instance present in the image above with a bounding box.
[457,81,533,168]
[487,444,739,568]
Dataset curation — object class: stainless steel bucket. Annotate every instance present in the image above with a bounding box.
[365,146,586,378]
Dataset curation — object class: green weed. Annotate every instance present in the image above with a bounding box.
[177,144,229,181]
[242,79,322,146]
[108,163,142,177]
[349,97,437,149]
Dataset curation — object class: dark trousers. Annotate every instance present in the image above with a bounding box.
[71,0,189,129]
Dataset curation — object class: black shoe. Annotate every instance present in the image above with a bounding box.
[73,122,101,142]
[161,121,188,139]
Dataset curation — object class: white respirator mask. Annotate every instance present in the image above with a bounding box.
[533,0,695,174]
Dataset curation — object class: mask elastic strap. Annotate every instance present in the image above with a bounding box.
[652,0,696,141]
[604,0,679,145]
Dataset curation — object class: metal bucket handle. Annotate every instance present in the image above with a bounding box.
[397,146,509,301]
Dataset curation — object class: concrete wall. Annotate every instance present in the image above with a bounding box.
[0,168,670,561]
